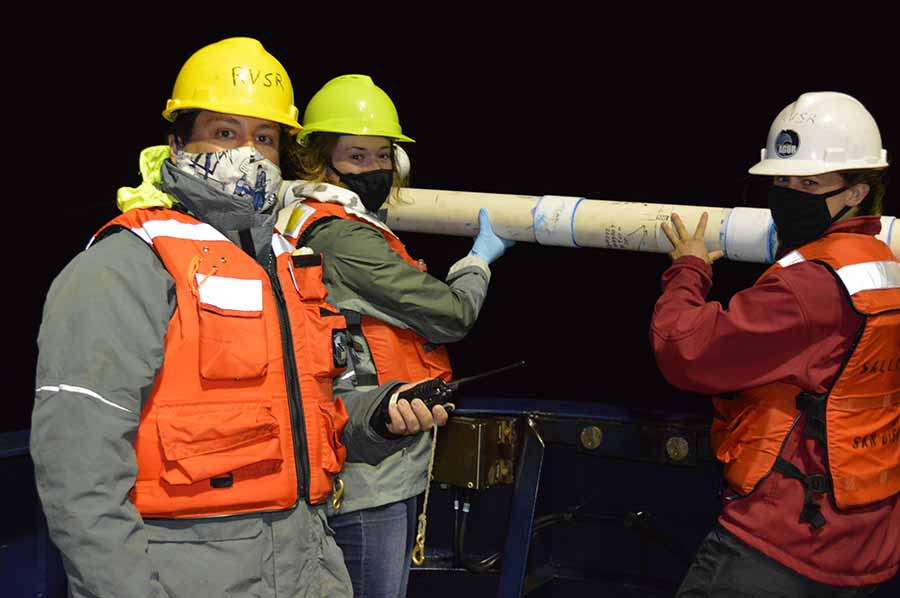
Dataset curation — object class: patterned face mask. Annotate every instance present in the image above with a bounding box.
[173,145,283,212]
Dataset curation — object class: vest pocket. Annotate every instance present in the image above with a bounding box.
[197,301,268,381]
[361,318,453,383]
[415,340,453,381]
[317,400,349,476]
[310,307,350,379]
[157,402,283,486]
[287,254,349,379]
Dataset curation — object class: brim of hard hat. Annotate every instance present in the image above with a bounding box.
[749,158,888,177]
[297,125,415,143]
[163,102,303,134]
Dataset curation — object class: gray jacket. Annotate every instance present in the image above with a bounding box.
[31,153,415,598]
[285,184,491,514]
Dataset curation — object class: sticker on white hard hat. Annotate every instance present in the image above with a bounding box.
[775,130,799,159]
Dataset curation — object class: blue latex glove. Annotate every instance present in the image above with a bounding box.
[468,208,515,264]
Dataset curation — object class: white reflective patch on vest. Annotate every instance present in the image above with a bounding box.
[129,227,152,245]
[196,274,263,311]
[272,233,294,258]
[135,219,230,244]
[777,250,805,268]
[837,261,900,296]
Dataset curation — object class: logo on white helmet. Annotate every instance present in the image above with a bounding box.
[775,130,799,159]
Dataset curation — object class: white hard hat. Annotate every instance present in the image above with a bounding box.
[749,92,888,176]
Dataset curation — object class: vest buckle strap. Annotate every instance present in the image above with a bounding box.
[795,391,826,412]
[773,458,830,529]
[807,473,829,494]
[795,391,828,444]
[799,499,827,530]
[774,458,831,494]
[353,373,379,387]
[341,309,362,326]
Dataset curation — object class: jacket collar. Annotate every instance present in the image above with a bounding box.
[118,145,277,262]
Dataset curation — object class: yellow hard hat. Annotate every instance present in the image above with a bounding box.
[162,37,302,132]
[298,74,414,143]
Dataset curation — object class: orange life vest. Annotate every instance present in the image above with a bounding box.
[712,232,900,520]
[95,207,350,518]
[280,199,453,385]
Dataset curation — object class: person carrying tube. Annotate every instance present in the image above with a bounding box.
[30,38,448,598]
[650,91,899,596]
[276,74,514,598]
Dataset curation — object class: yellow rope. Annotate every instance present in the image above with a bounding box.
[412,403,453,566]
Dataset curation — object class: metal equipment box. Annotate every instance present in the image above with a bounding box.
[432,416,519,491]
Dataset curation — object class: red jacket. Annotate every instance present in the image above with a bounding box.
[651,216,900,586]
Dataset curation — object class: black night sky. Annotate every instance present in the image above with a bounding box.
[9,18,900,433]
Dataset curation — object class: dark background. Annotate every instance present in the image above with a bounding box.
[9,20,899,433]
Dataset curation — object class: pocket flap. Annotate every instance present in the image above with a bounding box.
[145,516,263,543]
[197,283,268,381]
[157,403,282,485]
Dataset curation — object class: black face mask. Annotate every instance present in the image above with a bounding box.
[767,185,852,251]
[330,164,393,213]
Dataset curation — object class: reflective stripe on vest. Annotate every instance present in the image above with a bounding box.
[96,208,349,518]
[281,199,453,385]
[780,250,900,297]
[835,261,900,296]
[712,233,900,510]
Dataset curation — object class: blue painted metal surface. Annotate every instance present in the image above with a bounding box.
[409,398,900,597]
[6,399,899,597]
[1,430,67,598]
[497,417,545,597]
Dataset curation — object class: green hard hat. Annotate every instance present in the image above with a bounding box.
[298,74,414,143]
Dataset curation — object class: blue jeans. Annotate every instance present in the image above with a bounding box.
[330,496,418,598]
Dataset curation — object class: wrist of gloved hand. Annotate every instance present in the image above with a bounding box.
[469,208,513,264]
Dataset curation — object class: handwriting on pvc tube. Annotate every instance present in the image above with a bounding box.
[603,225,649,249]
[605,225,627,249]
